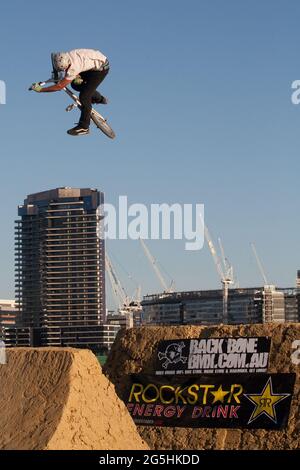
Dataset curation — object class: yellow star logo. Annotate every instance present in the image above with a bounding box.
[245,377,290,424]
[210,385,230,404]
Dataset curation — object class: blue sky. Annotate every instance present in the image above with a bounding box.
[0,0,300,307]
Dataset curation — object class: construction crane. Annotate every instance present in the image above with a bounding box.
[250,242,269,285]
[135,285,142,304]
[109,252,142,304]
[200,215,234,323]
[105,252,142,323]
[218,237,238,287]
[139,238,175,293]
[218,238,231,278]
[105,253,129,310]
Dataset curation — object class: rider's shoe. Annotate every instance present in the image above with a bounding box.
[67,125,90,136]
[92,95,108,105]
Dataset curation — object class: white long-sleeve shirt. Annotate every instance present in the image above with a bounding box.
[65,49,108,81]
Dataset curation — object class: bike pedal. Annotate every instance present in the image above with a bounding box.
[65,104,78,112]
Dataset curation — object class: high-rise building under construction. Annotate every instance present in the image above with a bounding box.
[12,187,117,352]
[141,285,297,325]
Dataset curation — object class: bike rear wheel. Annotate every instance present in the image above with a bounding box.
[91,111,116,139]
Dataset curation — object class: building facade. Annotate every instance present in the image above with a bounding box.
[13,187,110,352]
[284,289,300,322]
[0,299,17,327]
[141,286,290,326]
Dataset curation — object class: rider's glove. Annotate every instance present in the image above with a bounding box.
[31,83,43,92]
[73,75,83,85]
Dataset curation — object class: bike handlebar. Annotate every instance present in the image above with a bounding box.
[28,77,58,91]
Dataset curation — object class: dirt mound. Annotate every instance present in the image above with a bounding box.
[0,348,148,450]
[105,323,300,450]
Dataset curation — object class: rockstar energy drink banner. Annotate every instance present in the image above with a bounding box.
[155,337,271,375]
[126,373,295,429]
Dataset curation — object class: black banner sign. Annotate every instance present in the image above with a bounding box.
[155,337,271,375]
[126,373,295,429]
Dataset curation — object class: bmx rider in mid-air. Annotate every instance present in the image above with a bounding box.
[31,48,110,136]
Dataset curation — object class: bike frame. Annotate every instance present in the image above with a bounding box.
[39,78,101,116]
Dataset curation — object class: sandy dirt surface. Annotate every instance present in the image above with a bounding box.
[0,347,148,450]
[105,323,300,450]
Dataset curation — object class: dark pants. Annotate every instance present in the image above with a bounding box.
[71,68,109,128]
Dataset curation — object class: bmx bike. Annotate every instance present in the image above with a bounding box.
[29,78,115,139]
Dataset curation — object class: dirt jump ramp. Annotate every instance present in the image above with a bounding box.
[0,348,148,450]
[104,323,300,450]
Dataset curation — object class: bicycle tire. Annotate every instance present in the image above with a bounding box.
[91,111,116,139]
